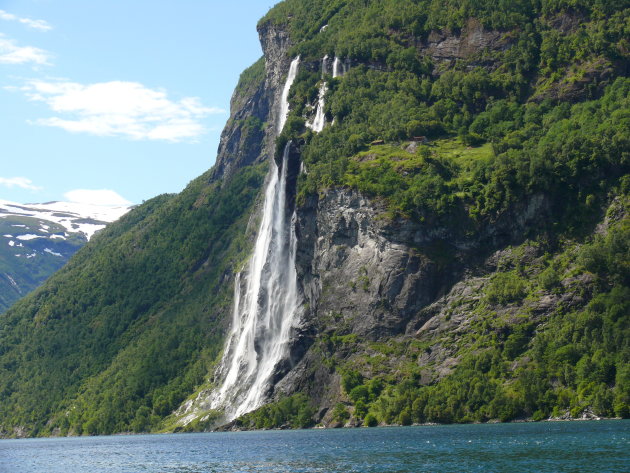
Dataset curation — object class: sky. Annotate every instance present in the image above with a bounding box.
[0,0,277,206]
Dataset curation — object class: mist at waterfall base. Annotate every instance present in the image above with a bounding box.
[209,57,302,419]
[2,422,627,473]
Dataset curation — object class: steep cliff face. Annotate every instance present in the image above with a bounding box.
[186,0,628,429]
[423,18,512,69]
[268,191,626,427]
[272,186,548,413]
[212,23,293,181]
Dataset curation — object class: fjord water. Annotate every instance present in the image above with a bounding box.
[1,421,628,472]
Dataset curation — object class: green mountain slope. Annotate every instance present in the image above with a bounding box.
[0,216,83,313]
[0,201,128,313]
[0,0,628,437]
[0,164,266,436]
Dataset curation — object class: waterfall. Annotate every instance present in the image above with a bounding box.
[309,83,328,133]
[307,56,328,133]
[278,56,300,133]
[210,57,302,420]
[332,56,341,78]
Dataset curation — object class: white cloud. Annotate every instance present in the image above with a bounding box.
[0,177,42,191]
[64,189,132,207]
[21,79,225,142]
[0,10,52,31]
[0,36,51,65]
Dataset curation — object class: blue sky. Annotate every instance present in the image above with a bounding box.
[0,0,276,206]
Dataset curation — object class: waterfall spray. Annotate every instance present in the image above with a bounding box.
[307,56,329,133]
[210,57,302,420]
[332,56,341,78]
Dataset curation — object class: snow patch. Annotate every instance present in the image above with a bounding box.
[8,240,15,247]
[44,248,63,257]
[0,199,130,240]
[16,234,42,241]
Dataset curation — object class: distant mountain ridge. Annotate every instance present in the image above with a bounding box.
[0,200,129,312]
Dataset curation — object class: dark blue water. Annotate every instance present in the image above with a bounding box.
[1,421,628,473]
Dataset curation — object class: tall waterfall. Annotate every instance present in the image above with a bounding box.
[210,57,302,420]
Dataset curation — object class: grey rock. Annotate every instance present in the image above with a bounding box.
[421,18,512,69]
[212,21,293,182]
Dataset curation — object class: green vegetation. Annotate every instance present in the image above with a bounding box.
[0,164,267,436]
[266,0,628,228]
[0,0,628,436]
[0,217,85,313]
[234,56,265,99]
[252,0,629,430]
[319,212,629,425]
[235,394,316,429]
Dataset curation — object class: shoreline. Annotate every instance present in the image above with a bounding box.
[217,414,624,433]
[1,416,625,440]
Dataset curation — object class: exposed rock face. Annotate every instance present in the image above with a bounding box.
[211,23,293,181]
[185,13,615,429]
[295,190,443,340]
[532,57,614,103]
[422,18,512,68]
[211,72,269,181]
[256,180,567,424]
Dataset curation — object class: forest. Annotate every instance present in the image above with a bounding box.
[0,0,627,435]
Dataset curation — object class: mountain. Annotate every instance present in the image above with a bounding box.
[0,200,130,313]
[0,0,628,438]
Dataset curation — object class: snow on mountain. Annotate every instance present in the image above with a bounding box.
[0,200,130,240]
[0,200,131,313]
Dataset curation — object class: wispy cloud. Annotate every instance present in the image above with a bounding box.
[0,35,51,65]
[0,42,48,64]
[20,79,225,142]
[0,10,52,31]
[0,177,42,191]
[64,189,132,207]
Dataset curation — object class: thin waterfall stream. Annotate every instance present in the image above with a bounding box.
[210,57,302,420]
[308,56,328,133]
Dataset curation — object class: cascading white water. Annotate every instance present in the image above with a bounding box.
[278,56,300,132]
[307,56,328,133]
[309,83,327,133]
[210,57,302,420]
[332,56,341,78]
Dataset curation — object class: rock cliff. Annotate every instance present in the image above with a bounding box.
[212,23,293,182]
[1,0,627,437]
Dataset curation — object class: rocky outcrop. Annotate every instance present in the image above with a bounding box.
[531,57,615,103]
[421,18,513,68]
[211,22,293,182]
[295,190,445,340]
[262,186,554,414]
